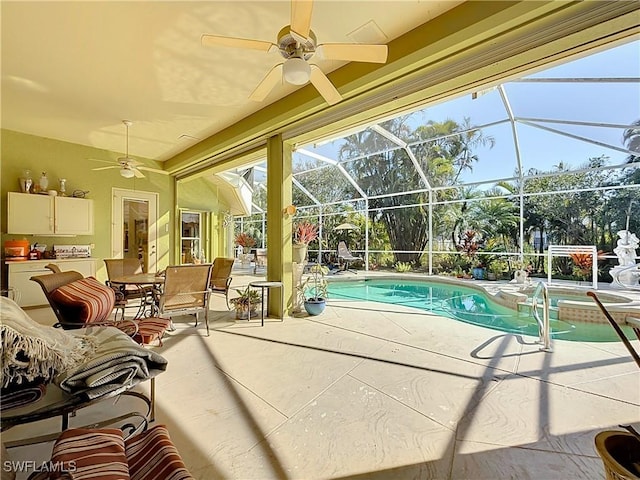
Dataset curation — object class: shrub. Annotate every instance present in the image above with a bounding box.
[395,261,412,273]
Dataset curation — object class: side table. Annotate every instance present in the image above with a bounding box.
[248,281,284,326]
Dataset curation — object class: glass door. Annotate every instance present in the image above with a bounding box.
[181,210,203,264]
[112,189,158,273]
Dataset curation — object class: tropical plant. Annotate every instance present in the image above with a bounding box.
[230,286,261,310]
[457,230,480,260]
[293,221,319,245]
[489,259,508,276]
[235,232,256,248]
[297,264,329,302]
[394,261,412,272]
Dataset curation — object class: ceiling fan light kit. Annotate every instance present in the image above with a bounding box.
[283,57,311,85]
[119,167,135,179]
[201,0,388,105]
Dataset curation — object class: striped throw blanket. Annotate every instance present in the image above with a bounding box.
[56,326,168,399]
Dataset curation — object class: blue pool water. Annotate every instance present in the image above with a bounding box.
[327,279,633,342]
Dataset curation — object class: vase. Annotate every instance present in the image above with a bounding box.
[39,172,49,192]
[293,244,307,264]
[304,298,326,316]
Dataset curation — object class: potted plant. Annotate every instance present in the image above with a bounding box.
[297,264,329,316]
[235,232,256,267]
[235,232,256,253]
[487,259,507,281]
[230,286,262,320]
[293,221,318,264]
[457,230,484,278]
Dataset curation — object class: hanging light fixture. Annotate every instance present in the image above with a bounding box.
[120,167,135,178]
[282,57,310,85]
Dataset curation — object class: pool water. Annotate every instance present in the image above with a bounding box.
[327,279,633,342]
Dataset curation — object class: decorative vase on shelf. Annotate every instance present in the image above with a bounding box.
[59,178,67,196]
[19,169,33,193]
[39,172,49,192]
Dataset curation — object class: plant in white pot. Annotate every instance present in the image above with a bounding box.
[292,221,318,265]
[297,264,329,316]
[230,286,261,320]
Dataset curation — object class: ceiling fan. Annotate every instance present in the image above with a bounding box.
[201,0,388,105]
[90,120,168,178]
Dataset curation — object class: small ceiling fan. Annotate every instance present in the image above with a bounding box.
[201,0,388,105]
[90,120,168,178]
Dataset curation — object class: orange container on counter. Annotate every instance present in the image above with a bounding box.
[4,239,30,260]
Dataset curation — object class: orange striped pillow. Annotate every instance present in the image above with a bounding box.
[51,428,129,479]
[51,277,115,325]
[126,425,193,480]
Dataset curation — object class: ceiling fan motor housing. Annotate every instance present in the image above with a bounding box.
[277,26,317,60]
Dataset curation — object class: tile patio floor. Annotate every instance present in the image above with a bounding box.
[4,274,640,479]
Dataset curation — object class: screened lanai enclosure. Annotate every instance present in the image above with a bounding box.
[234,39,640,283]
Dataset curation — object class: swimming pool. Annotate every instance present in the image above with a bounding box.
[327,278,636,342]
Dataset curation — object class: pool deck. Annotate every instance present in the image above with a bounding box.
[5,271,639,480]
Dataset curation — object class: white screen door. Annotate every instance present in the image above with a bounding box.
[112,188,158,273]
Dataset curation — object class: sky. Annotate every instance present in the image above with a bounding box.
[291,38,640,193]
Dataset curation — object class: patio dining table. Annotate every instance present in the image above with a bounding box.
[110,273,165,318]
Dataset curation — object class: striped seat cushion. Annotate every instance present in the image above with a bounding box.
[126,425,193,480]
[134,317,172,346]
[50,428,129,479]
[51,277,115,325]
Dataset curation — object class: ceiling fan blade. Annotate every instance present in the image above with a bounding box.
[133,168,146,179]
[88,158,116,165]
[249,64,284,102]
[201,34,275,52]
[92,166,119,171]
[316,44,388,63]
[309,65,342,105]
[290,0,313,40]
[138,166,169,175]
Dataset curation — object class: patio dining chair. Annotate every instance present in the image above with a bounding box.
[155,264,213,335]
[336,241,362,274]
[210,257,234,309]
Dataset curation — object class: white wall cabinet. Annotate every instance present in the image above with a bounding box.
[7,259,97,307]
[8,192,94,235]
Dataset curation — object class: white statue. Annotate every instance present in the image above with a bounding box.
[610,229,639,288]
[614,230,639,266]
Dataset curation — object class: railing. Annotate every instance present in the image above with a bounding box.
[547,245,598,289]
[531,281,552,352]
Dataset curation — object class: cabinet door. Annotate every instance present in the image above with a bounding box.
[55,197,94,235]
[7,262,52,307]
[7,192,54,234]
